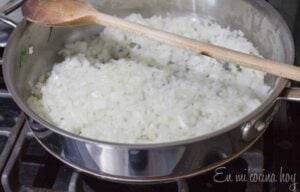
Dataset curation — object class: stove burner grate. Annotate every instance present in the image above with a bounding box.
[0,95,24,192]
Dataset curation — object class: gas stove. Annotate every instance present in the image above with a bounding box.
[0,0,299,192]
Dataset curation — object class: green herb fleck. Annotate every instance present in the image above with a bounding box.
[19,48,27,68]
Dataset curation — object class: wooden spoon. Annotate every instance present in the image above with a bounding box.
[22,0,299,81]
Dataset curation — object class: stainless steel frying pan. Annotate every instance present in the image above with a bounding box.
[1,0,299,183]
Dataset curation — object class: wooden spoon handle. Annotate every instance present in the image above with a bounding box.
[93,12,298,81]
